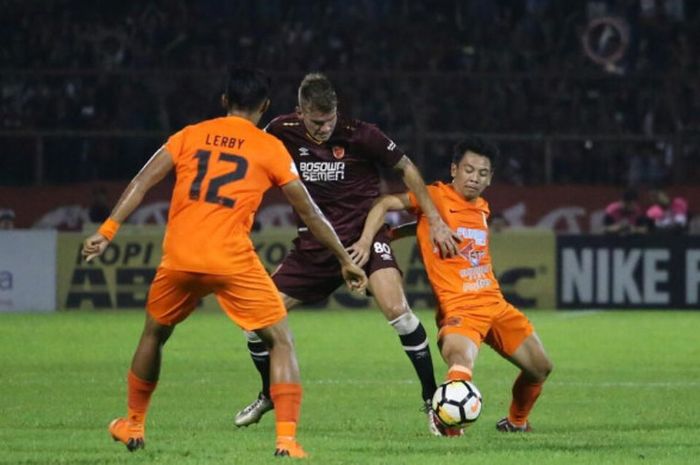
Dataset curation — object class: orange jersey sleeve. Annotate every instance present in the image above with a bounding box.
[161,116,299,274]
[408,182,503,312]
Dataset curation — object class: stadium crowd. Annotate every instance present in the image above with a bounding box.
[1,0,699,185]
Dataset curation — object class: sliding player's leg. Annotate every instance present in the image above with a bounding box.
[496,332,552,432]
[430,309,493,437]
[486,302,553,432]
[429,327,482,437]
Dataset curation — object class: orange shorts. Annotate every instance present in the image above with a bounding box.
[146,259,286,331]
[437,299,534,357]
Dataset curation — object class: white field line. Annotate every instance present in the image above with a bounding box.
[552,380,700,388]
[306,379,700,388]
[555,310,603,319]
[308,379,416,385]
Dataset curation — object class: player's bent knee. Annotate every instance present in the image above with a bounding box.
[381,302,411,321]
[143,317,174,342]
[388,310,420,335]
[528,357,553,383]
[269,334,295,355]
[258,325,295,351]
[541,358,554,380]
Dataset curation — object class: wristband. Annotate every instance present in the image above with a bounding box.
[98,218,121,241]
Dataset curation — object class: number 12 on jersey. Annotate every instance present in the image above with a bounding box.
[189,149,248,208]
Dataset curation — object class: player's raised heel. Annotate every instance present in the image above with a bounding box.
[496,417,532,432]
[109,417,145,451]
[274,439,308,458]
[234,392,274,427]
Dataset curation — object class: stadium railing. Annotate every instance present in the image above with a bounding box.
[1,130,696,186]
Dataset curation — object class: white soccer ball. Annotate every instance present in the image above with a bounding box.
[431,380,483,427]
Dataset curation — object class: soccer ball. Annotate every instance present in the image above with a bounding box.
[431,380,482,427]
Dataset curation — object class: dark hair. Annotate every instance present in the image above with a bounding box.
[452,136,499,167]
[298,73,337,113]
[224,67,271,111]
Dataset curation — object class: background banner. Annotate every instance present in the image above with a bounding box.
[0,230,57,312]
[557,235,700,309]
[56,228,555,311]
[57,230,163,311]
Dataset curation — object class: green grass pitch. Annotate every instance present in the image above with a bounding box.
[1,309,699,465]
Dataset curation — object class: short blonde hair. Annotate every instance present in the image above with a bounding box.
[298,73,337,112]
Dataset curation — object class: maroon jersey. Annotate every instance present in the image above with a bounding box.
[266,113,405,250]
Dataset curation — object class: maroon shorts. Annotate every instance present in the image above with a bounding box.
[272,227,400,303]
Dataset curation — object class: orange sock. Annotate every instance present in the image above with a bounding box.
[509,372,543,426]
[270,383,302,441]
[127,370,157,426]
[447,364,472,381]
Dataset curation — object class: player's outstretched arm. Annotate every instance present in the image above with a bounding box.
[393,156,460,258]
[281,180,368,295]
[82,146,174,262]
[347,194,411,267]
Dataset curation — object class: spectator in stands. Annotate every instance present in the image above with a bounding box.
[646,189,689,234]
[603,189,648,235]
[0,208,15,229]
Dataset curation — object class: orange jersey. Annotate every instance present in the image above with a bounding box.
[161,116,299,274]
[408,182,503,312]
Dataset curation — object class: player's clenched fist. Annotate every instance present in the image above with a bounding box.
[340,262,368,296]
[81,233,110,262]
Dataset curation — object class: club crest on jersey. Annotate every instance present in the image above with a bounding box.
[299,147,310,157]
[459,240,485,267]
[332,145,345,159]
